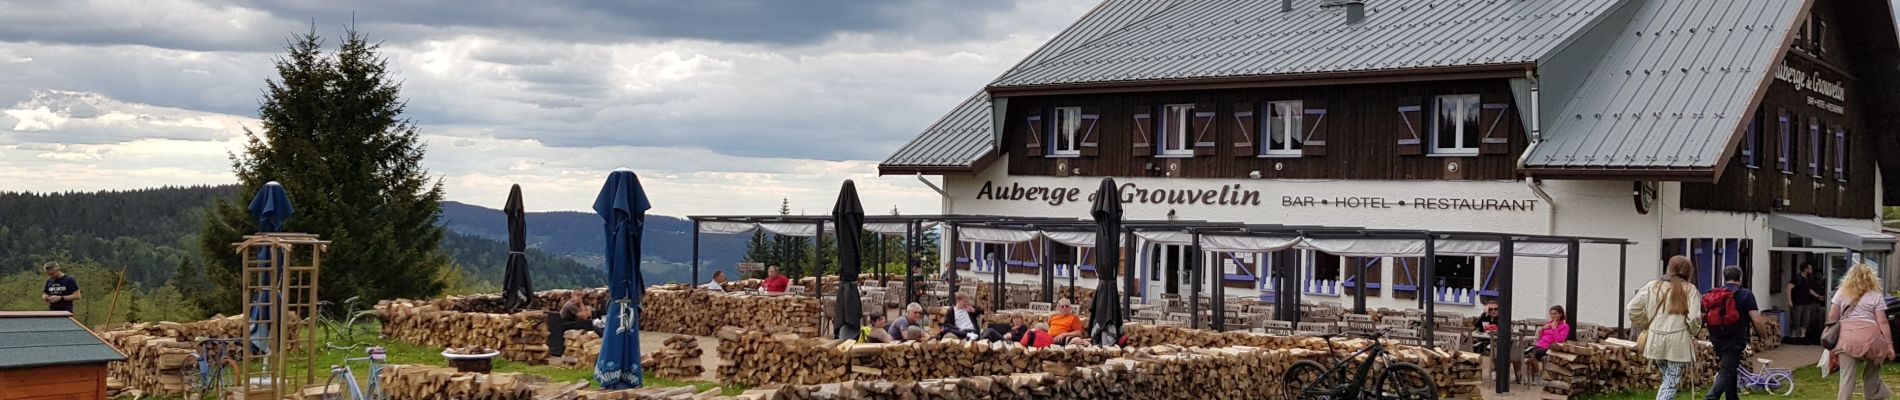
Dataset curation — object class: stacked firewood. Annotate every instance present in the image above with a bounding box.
[98,331,196,396]
[375,299,551,362]
[1536,337,1730,398]
[733,344,1475,400]
[714,326,850,386]
[1751,316,1783,351]
[848,339,1123,381]
[643,335,706,379]
[640,285,822,337]
[552,330,604,370]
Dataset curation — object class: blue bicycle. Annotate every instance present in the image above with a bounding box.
[185,337,245,400]
[323,347,387,400]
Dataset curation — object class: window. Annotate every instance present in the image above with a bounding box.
[1743,108,1761,169]
[1432,94,1481,154]
[1431,256,1477,295]
[1160,104,1195,156]
[1814,20,1827,56]
[1810,121,1824,179]
[1778,112,1793,174]
[1305,251,1341,296]
[1051,107,1082,156]
[1263,101,1304,156]
[1835,128,1848,182]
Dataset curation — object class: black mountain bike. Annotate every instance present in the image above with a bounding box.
[1281,328,1438,400]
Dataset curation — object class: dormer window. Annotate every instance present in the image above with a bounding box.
[1432,94,1481,155]
[1051,107,1081,156]
[1263,101,1304,156]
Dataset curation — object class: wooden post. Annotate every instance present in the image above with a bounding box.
[103,266,126,326]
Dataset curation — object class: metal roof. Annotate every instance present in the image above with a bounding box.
[881,0,1181,172]
[1526,0,1804,170]
[988,0,1622,88]
[0,313,126,369]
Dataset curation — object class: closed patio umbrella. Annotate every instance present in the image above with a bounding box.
[592,168,650,389]
[501,184,534,311]
[1086,178,1123,346]
[246,181,293,353]
[831,180,865,340]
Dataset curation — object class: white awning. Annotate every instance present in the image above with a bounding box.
[758,222,828,237]
[1199,235,1302,253]
[1044,231,1118,248]
[958,227,1039,244]
[1135,231,1193,246]
[1300,238,1429,257]
[1434,240,1570,258]
[697,221,758,235]
[1768,213,1896,252]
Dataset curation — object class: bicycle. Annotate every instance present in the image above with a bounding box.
[323,346,387,400]
[1281,328,1438,400]
[1738,359,1795,396]
[319,296,379,350]
[183,337,245,400]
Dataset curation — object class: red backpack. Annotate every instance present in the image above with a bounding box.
[1702,287,1743,334]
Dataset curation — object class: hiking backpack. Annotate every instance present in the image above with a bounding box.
[1701,287,1743,334]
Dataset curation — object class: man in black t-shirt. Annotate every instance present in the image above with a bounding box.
[1785,263,1823,344]
[41,262,81,312]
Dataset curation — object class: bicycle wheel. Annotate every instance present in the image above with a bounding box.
[1282,360,1345,400]
[1768,373,1795,396]
[324,373,343,400]
[1373,362,1438,400]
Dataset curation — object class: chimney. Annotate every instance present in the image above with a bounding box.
[1282,0,1293,12]
[1344,0,1365,24]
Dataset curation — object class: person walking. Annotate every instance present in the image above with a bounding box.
[1704,267,1762,400]
[41,262,81,312]
[1627,255,1702,400]
[1828,263,1893,400]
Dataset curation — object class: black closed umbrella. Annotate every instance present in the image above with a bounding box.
[1087,178,1124,346]
[832,180,866,340]
[501,184,535,311]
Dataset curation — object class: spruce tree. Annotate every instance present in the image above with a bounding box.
[198,27,449,314]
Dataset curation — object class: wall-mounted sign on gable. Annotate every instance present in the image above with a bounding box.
[1775,61,1846,114]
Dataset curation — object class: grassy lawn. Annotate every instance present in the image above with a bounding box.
[1583,362,1900,399]
[132,321,747,399]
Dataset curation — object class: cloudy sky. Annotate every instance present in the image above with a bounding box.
[0,0,1095,215]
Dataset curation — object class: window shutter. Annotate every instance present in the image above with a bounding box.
[1835,127,1847,181]
[1231,103,1256,157]
[1809,121,1822,178]
[1024,109,1044,158]
[1777,110,1791,173]
[1192,103,1218,156]
[1392,258,1417,300]
[1478,102,1511,154]
[1078,107,1102,157]
[1478,257,1499,298]
[1132,105,1153,157]
[1302,99,1330,157]
[1396,97,1425,156]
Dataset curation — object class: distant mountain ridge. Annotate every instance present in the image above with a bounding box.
[437,201,748,270]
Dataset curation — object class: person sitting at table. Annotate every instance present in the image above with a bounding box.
[1019,322,1055,348]
[938,295,984,340]
[888,302,927,340]
[861,314,894,343]
[546,290,596,357]
[902,326,928,342]
[1522,305,1570,383]
[700,271,729,292]
[984,314,1027,342]
[761,265,790,294]
[1472,300,1500,354]
[1049,299,1086,345]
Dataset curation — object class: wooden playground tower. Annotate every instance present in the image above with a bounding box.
[233,232,329,399]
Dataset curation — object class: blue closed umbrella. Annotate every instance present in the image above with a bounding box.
[593,168,650,389]
[246,181,293,353]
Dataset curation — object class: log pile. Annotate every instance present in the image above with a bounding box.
[714,326,850,386]
[377,364,758,400]
[1751,316,1782,351]
[848,339,1122,381]
[375,299,551,363]
[643,335,706,380]
[1537,338,1730,398]
[552,330,604,370]
[96,315,252,396]
[641,285,822,337]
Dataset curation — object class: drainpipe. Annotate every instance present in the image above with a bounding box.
[917,172,950,214]
[1515,71,1544,171]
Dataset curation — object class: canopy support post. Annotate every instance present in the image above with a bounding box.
[1123,231,1136,321]
[691,220,701,286]
[1617,242,1628,333]
[1213,250,1227,331]
[905,221,918,306]
[1423,236,1437,346]
[1352,255,1368,315]
[1494,236,1515,395]
[814,221,825,299]
[1566,238,1581,340]
[948,225,960,306]
[993,245,1005,312]
[1189,234,1202,330]
[1041,238,1055,304]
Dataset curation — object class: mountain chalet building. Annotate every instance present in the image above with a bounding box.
[879,0,1900,323]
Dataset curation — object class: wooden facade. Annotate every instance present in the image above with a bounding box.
[1681,3,1880,219]
[0,363,109,400]
[1003,79,1528,181]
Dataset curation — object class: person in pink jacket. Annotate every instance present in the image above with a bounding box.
[1523,305,1571,383]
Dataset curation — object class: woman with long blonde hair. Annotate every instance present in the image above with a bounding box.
[1626,255,1702,400]
[1829,263,1892,400]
